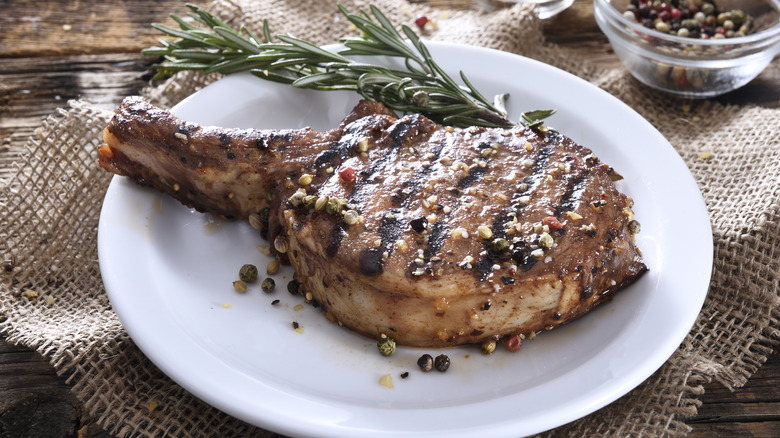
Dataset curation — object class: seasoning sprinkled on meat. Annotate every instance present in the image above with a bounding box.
[99,96,647,348]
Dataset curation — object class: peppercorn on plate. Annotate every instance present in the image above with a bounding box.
[98,42,712,438]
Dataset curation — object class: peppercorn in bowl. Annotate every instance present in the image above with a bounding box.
[594,0,780,97]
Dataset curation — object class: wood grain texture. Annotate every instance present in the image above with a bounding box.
[1,1,778,437]
[0,1,202,58]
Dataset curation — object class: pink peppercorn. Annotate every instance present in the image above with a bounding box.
[504,335,522,352]
[338,166,356,182]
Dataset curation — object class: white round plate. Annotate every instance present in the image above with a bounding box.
[98,42,712,437]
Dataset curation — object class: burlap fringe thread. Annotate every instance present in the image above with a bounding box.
[1,1,779,437]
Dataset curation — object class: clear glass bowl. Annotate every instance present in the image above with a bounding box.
[594,0,780,98]
[478,0,575,19]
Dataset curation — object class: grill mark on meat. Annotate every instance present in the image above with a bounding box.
[328,117,440,265]
[473,141,555,277]
[314,138,352,168]
[529,142,555,180]
[314,117,383,168]
[473,209,515,277]
[393,140,447,206]
[456,165,488,189]
[423,220,447,260]
[512,239,537,271]
[388,116,421,147]
[510,143,554,212]
[326,222,348,258]
[555,169,591,217]
[368,140,451,274]
[325,124,407,259]
[359,209,406,275]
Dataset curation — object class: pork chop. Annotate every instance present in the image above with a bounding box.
[99,96,647,347]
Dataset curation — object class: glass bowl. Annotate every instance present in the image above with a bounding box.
[477,0,575,19]
[594,0,780,98]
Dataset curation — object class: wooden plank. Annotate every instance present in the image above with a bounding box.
[687,352,780,437]
[0,53,154,183]
[688,423,780,438]
[1,0,207,57]
[0,340,84,437]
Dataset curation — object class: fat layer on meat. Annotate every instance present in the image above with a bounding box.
[100,96,647,347]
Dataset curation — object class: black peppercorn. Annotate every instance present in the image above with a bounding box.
[287,279,300,295]
[434,354,450,372]
[1,260,14,273]
[417,354,433,372]
[409,216,428,233]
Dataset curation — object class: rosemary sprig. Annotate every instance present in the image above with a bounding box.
[143,3,554,129]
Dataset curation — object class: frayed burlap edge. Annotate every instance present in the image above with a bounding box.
[2,0,779,437]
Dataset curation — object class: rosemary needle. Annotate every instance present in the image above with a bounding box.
[143,3,554,129]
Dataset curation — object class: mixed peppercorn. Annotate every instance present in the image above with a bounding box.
[624,0,754,39]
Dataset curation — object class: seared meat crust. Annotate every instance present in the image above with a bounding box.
[100,96,647,347]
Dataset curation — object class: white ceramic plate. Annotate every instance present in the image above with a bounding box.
[98,42,712,437]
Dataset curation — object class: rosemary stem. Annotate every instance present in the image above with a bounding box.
[142,3,553,129]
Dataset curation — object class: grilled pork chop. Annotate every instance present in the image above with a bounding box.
[100,96,647,347]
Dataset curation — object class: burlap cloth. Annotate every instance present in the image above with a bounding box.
[1,0,778,436]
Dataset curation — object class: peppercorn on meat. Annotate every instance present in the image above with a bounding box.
[100,96,647,348]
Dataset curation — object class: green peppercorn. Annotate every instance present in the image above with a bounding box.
[261,278,275,293]
[288,190,306,207]
[377,334,396,356]
[303,195,318,209]
[490,238,509,254]
[239,264,258,282]
[730,9,745,26]
[326,198,342,216]
[412,90,429,107]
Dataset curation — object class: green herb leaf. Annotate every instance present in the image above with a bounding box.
[141,3,554,128]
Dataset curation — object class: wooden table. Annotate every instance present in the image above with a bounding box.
[1,1,778,436]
